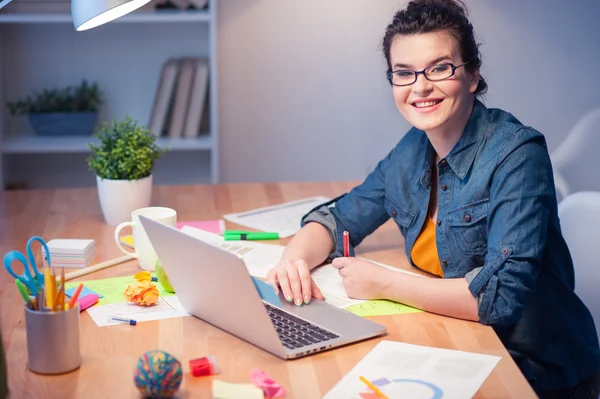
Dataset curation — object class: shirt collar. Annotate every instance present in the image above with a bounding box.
[444,99,492,180]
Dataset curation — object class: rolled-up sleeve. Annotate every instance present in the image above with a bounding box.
[301,153,393,260]
[467,130,553,327]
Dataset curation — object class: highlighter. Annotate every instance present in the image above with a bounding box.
[77,294,100,312]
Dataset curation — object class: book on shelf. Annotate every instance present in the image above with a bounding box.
[182,58,209,138]
[148,58,180,137]
[149,57,210,139]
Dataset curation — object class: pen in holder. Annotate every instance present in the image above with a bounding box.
[24,303,81,374]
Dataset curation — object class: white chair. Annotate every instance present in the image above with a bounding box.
[557,191,600,344]
[551,107,600,201]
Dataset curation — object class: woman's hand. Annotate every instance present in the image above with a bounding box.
[332,257,392,300]
[266,258,324,306]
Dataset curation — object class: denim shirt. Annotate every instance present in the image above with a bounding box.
[301,99,600,391]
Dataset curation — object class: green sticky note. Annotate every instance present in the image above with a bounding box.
[65,274,175,305]
[345,299,422,317]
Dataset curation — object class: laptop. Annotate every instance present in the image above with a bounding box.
[139,215,387,360]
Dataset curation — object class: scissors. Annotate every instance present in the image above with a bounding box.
[3,235,51,295]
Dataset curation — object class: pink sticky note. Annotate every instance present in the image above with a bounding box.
[176,220,224,235]
[251,369,285,398]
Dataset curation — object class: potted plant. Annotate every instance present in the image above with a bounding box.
[6,80,102,136]
[87,116,168,226]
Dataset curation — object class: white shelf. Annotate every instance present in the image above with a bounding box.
[2,134,213,154]
[0,9,210,24]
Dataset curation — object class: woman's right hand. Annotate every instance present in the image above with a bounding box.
[267,258,324,306]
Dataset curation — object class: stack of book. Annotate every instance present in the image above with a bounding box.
[148,57,210,139]
[42,239,96,268]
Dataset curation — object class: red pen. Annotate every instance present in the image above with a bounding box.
[343,231,349,257]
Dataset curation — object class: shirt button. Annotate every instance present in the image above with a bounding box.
[464,214,471,223]
[437,219,442,226]
[391,210,397,218]
[442,259,448,265]
[440,159,448,167]
[441,184,447,191]
[502,248,509,255]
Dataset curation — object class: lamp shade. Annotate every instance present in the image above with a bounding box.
[71,0,152,31]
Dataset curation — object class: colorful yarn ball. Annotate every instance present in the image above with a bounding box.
[133,350,182,398]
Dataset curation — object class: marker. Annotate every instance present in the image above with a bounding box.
[109,316,137,325]
[223,231,279,241]
[343,231,349,257]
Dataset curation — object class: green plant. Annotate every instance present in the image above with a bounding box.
[87,116,168,180]
[6,80,102,115]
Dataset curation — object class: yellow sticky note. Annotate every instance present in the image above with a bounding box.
[212,380,264,399]
[119,235,134,249]
[345,299,422,317]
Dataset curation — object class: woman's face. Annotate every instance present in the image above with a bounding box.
[389,31,479,135]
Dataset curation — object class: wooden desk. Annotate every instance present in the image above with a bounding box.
[0,182,537,398]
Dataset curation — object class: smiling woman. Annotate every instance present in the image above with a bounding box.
[264,1,600,398]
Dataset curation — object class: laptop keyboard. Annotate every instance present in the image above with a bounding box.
[264,303,340,350]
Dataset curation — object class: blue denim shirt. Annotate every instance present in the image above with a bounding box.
[301,99,600,391]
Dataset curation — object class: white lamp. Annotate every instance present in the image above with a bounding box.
[0,0,152,31]
[71,0,152,31]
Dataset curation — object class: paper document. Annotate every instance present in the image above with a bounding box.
[223,196,331,238]
[180,226,285,278]
[311,259,423,315]
[323,340,501,399]
[87,296,190,327]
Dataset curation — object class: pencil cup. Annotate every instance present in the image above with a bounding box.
[24,304,81,374]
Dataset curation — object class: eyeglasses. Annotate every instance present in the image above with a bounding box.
[387,62,468,87]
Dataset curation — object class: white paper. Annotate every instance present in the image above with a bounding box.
[86,296,190,327]
[312,259,424,309]
[323,340,501,399]
[223,196,331,238]
[180,226,285,278]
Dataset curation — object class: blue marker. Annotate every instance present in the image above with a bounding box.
[109,316,137,325]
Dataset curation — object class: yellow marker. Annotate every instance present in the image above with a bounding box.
[359,376,389,399]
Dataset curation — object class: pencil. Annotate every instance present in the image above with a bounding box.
[343,230,349,257]
[61,268,65,311]
[359,376,389,399]
[68,283,84,309]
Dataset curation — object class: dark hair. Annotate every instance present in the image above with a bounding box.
[382,0,487,96]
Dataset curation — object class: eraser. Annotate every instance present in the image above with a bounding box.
[190,355,220,377]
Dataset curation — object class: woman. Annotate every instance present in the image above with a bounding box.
[266,0,600,397]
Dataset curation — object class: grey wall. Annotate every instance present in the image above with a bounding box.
[217,0,600,184]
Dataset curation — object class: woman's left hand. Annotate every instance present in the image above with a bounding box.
[331,257,393,300]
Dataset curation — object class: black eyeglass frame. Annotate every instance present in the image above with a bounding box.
[386,61,469,87]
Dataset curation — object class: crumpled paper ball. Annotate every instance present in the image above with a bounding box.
[123,271,160,306]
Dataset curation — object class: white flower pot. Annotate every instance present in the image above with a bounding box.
[96,174,153,226]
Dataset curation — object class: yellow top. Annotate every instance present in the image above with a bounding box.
[410,217,444,277]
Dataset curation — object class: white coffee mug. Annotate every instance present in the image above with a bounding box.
[114,207,177,271]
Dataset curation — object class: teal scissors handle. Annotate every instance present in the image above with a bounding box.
[4,251,38,295]
[26,236,49,290]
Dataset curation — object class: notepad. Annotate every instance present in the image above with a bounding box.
[65,286,104,299]
[212,380,264,399]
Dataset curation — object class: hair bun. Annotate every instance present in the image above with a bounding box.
[407,0,468,17]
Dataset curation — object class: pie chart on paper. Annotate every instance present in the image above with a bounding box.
[359,377,444,399]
